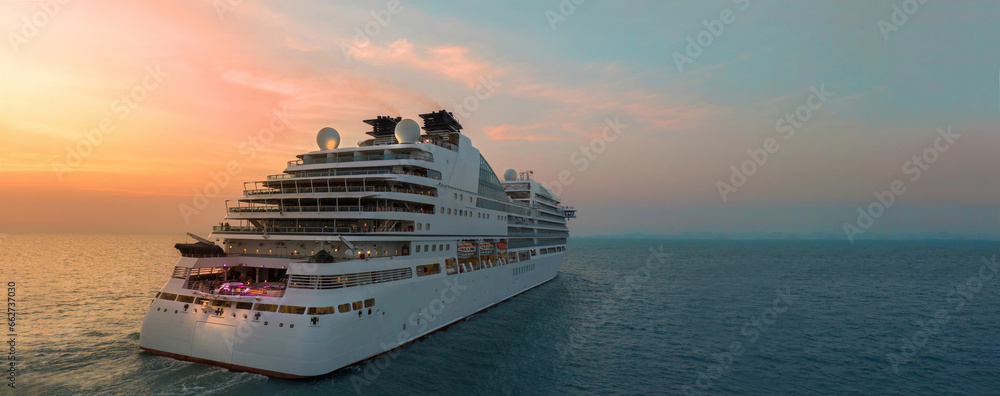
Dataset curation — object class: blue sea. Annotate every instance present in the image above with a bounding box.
[4,234,1000,395]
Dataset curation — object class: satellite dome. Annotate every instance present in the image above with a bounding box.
[503,169,517,181]
[394,118,421,144]
[317,127,341,150]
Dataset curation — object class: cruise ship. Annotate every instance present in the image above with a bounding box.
[138,110,576,377]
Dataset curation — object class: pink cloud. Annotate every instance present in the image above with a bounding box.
[482,123,559,141]
[348,39,503,88]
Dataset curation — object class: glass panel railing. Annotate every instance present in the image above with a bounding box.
[267,169,440,180]
[243,186,437,197]
[287,153,433,167]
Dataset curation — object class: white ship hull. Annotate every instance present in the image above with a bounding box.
[139,252,563,377]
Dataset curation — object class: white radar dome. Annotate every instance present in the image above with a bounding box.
[394,118,421,144]
[503,168,517,181]
[317,127,341,150]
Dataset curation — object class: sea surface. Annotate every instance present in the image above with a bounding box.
[2,234,1000,395]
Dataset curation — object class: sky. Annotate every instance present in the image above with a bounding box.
[0,0,998,239]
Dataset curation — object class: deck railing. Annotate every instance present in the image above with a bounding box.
[287,153,433,167]
[243,185,437,197]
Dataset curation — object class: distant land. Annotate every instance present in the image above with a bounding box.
[574,232,1000,241]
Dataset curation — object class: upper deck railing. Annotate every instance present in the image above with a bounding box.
[211,225,416,234]
[267,169,440,181]
[228,205,433,214]
[244,185,437,197]
[287,152,433,167]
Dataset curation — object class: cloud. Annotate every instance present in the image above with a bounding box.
[348,39,504,88]
[482,123,558,141]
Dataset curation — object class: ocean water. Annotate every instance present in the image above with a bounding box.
[3,234,1000,395]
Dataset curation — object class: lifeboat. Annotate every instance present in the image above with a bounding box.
[458,243,476,258]
[479,242,494,254]
[496,241,507,250]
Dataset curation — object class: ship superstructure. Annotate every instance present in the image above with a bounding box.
[139,110,575,377]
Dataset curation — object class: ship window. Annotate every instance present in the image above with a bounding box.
[447,208,451,215]
[338,304,350,313]
[432,245,436,252]
[439,244,443,251]
[235,302,253,310]
[424,245,429,252]
[364,298,375,308]
[531,249,537,256]
[211,300,233,308]
[416,263,441,277]
[454,193,457,199]
[308,306,337,315]
[176,295,195,303]
[352,301,363,310]
[158,293,178,301]
[426,223,430,231]
[447,244,450,251]
[253,303,278,312]
[279,305,306,314]
[469,197,472,203]
[440,207,444,213]
[416,245,421,253]
[460,194,463,200]
[417,223,422,231]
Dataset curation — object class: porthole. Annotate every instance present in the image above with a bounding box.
[290,324,294,328]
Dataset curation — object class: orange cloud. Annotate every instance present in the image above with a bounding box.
[348,39,503,88]
[482,123,559,141]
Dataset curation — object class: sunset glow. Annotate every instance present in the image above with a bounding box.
[1,1,997,238]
